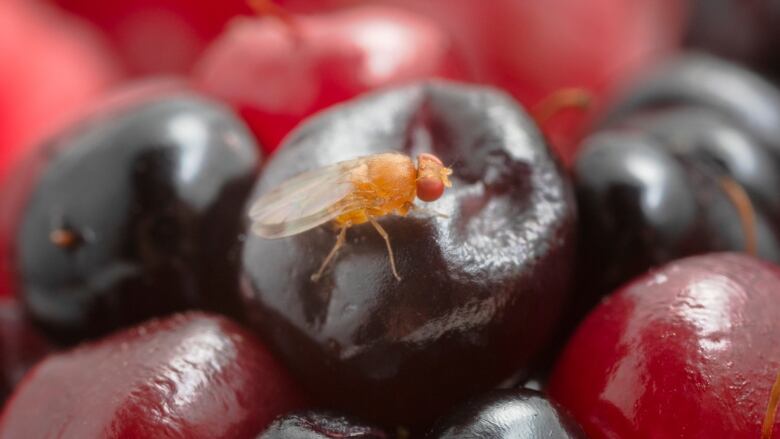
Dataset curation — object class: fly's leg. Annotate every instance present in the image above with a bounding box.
[369,218,401,281]
[311,226,348,282]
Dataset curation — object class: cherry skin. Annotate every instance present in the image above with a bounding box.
[11,91,260,344]
[193,4,468,153]
[603,53,780,162]
[0,0,117,298]
[574,107,780,302]
[240,81,576,426]
[0,312,307,439]
[47,0,252,74]
[616,107,780,236]
[278,0,686,164]
[549,253,780,438]
[573,55,780,304]
[685,0,780,77]
[426,389,586,439]
[259,411,390,439]
[0,297,51,403]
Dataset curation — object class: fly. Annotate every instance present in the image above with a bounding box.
[248,152,453,281]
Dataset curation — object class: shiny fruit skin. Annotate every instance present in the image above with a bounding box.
[0,0,117,298]
[48,0,251,75]
[426,389,586,439]
[0,312,307,439]
[240,81,576,426]
[277,0,686,164]
[574,108,780,300]
[603,53,780,162]
[13,93,260,344]
[549,253,780,438]
[617,107,780,227]
[685,0,780,76]
[193,5,468,153]
[259,411,390,439]
[0,298,51,403]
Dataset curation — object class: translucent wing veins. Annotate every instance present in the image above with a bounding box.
[248,159,365,238]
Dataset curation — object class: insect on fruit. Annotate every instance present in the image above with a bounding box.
[248,152,453,281]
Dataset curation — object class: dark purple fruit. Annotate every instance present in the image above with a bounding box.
[0,297,51,402]
[240,81,576,425]
[426,389,586,439]
[579,54,780,302]
[620,107,780,230]
[13,93,260,344]
[685,1,780,77]
[603,53,780,159]
[259,411,390,439]
[575,109,780,299]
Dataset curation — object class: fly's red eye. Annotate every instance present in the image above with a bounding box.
[417,176,445,202]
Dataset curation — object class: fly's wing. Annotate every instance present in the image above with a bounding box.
[248,159,366,238]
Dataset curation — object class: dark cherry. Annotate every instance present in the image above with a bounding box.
[240,81,577,425]
[574,110,780,301]
[426,389,586,439]
[603,53,780,160]
[620,107,780,229]
[0,297,51,403]
[259,410,390,439]
[0,0,118,299]
[0,312,307,438]
[685,0,780,76]
[12,92,260,344]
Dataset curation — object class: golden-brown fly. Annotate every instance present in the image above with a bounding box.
[248,152,453,281]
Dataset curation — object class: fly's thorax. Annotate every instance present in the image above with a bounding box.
[335,154,416,226]
[366,154,417,209]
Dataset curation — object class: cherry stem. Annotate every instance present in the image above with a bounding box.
[531,88,594,126]
[762,368,780,439]
[718,176,758,257]
[247,0,300,36]
[49,228,81,250]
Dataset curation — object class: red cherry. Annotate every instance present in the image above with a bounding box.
[0,312,307,438]
[548,253,780,438]
[0,0,117,298]
[277,0,686,164]
[47,0,252,74]
[193,4,468,153]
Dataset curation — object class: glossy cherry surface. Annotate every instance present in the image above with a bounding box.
[194,5,467,153]
[0,297,51,403]
[575,108,780,300]
[259,410,390,439]
[0,0,117,298]
[619,107,780,225]
[277,0,686,162]
[0,312,307,439]
[426,389,586,439]
[13,93,260,344]
[685,0,780,76]
[240,81,577,425]
[549,253,780,438]
[49,0,251,74]
[603,53,780,161]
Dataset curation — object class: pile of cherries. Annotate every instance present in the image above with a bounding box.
[1,0,780,438]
